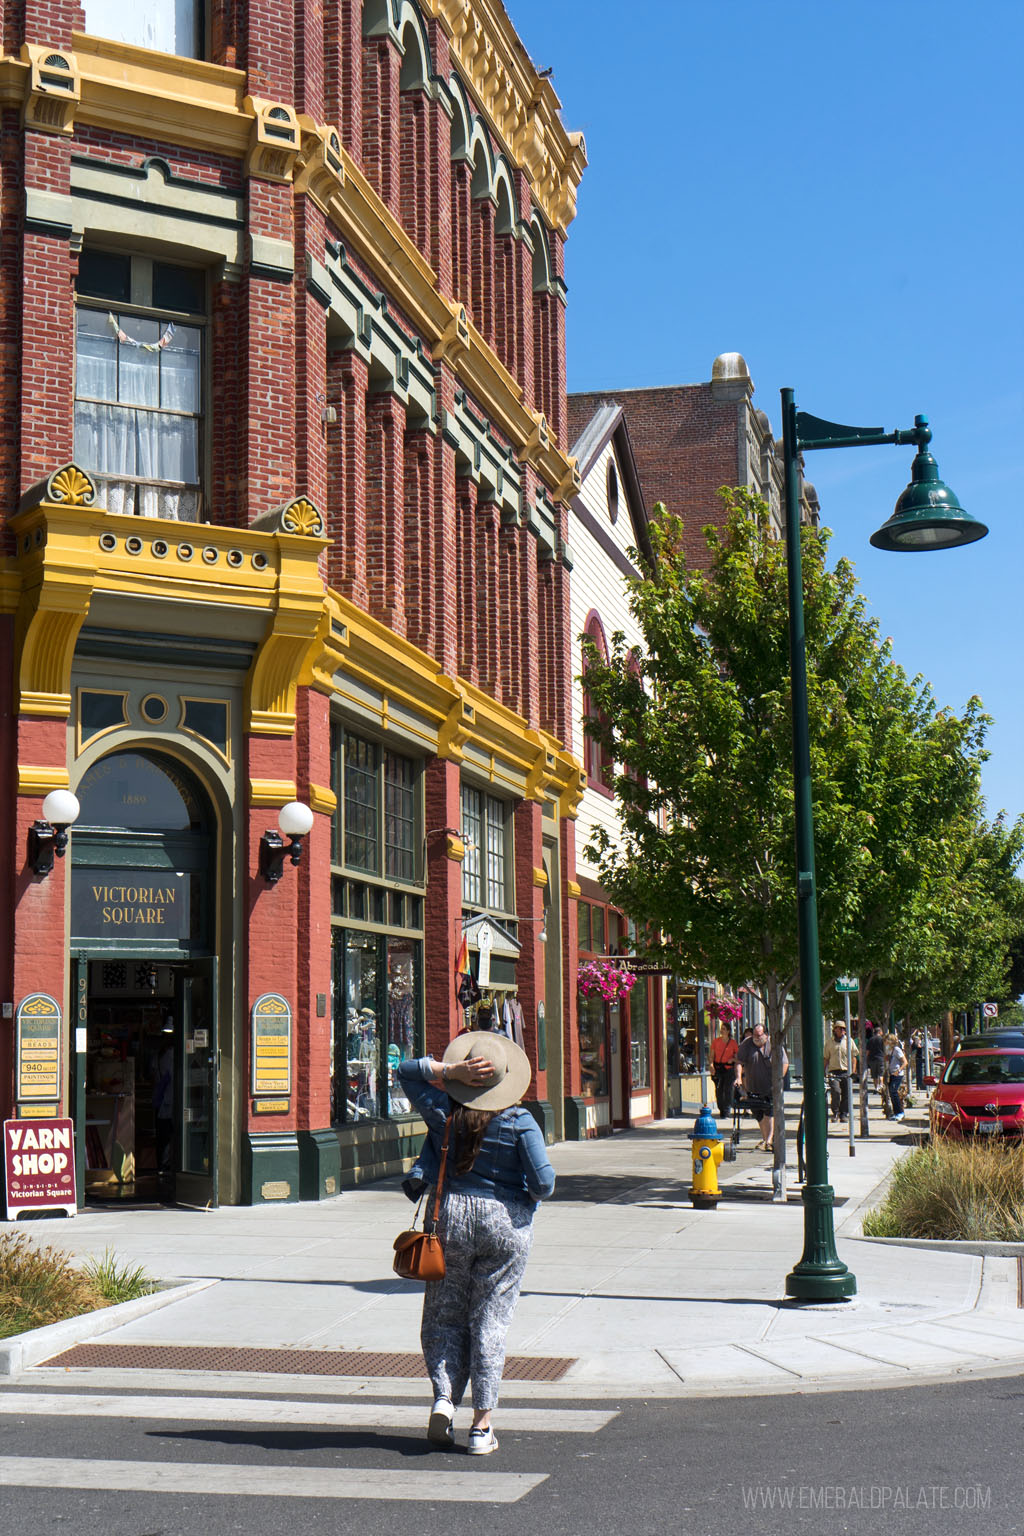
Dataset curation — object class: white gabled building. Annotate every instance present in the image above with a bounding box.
[566,402,668,1133]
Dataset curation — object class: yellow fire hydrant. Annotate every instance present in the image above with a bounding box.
[690,1105,724,1208]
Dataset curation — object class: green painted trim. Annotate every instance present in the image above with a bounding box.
[563,1096,590,1141]
[76,627,256,670]
[242,1131,301,1205]
[524,1100,555,1145]
[334,1117,426,1188]
[297,1128,342,1201]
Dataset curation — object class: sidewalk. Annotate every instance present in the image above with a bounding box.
[5,1095,1024,1398]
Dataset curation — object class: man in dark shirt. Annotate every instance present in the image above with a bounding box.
[734,1022,787,1151]
[865,1025,885,1098]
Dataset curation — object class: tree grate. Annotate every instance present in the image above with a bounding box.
[43,1342,576,1381]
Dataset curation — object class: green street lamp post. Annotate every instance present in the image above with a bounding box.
[780,389,987,1302]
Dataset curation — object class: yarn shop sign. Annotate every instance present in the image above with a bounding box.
[4,1117,77,1220]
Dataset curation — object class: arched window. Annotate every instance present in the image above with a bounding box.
[493,171,518,376]
[582,614,613,794]
[531,216,554,427]
[398,17,430,251]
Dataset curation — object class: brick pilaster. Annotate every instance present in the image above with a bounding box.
[498,521,522,716]
[361,36,401,219]
[211,271,245,528]
[455,476,478,685]
[20,132,73,495]
[403,425,435,655]
[244,0,294,99]
[326,347,368,604]
[470,198,494,346]
[432,362,458,678]
[475,497,500,697]
[295,199,328,511]
[548,230,568,449]
[423,756,462,1052]
[365,390,405,633]
[294,686,332,1130]
[561,815,581,1097]
[326,0,363,163]
[294,0,325,120]
[246,733,299,1139]
[514,797,546,1103]
[450,159,472,310]
[10,716,72,1118]
[399,88,429,258]
[245,177,295,520]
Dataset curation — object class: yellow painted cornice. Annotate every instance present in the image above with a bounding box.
[249,778,297,807]
[308,782,338,816]
[7,473,328,733]
[18,765,72,795]
[426,0,586,235]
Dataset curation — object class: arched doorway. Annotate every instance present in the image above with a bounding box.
[69,749,219,1208]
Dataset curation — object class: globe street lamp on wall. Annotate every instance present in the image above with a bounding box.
[780,390,987,1302]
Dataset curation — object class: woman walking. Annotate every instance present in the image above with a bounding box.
[884,1032,907,1122]
[711,1020,738,1120]
[397,1031,555,1455]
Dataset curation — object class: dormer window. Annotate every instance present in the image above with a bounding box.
[74,251,205,522]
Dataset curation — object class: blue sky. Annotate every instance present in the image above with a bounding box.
[509,0,1024,824]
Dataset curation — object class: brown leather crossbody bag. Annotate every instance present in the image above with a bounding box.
[393,1112,452,1282]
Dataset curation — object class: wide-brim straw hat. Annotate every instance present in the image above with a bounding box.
[442,1030,532,1111]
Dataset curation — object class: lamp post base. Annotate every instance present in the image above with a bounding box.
[784,1182,857,1301]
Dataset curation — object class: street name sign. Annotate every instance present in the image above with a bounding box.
[835,976,860,993]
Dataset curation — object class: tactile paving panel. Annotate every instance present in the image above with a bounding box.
[43,1343,576,1381]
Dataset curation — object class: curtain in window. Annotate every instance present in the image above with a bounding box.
[74,311,201,521]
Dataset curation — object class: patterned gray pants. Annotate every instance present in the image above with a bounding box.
[421,1189,535,1412]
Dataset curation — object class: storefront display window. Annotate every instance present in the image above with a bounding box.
[332,930,422,1124]
[629,979,651,1089]
[578,993,608,1098]
[329,724,424,1126]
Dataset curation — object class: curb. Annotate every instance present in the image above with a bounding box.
[0,1277,217,1377]
[853,1235,1024,1258]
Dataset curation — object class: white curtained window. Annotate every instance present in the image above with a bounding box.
[74,309,202,521]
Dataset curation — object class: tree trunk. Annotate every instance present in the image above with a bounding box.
[766,974,788,1202]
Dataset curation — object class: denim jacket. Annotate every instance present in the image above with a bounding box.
[397,1057,555,1206]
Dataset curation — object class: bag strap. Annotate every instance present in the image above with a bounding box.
[425,1113,452,1233]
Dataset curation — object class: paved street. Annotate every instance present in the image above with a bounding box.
[0,1376,1021,1535]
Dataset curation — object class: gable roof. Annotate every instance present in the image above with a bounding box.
[569,401,655,573]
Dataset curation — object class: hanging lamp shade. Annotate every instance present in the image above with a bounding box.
[870,447,987,551]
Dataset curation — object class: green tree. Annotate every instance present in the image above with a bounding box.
[582,491,1022,1186]
[583,493,882,1189]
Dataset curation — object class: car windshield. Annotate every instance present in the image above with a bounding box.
[943,1054,1024,1086]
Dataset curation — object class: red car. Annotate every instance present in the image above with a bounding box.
[930,1048,1024,1140]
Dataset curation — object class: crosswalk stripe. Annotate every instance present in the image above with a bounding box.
[0,1457,547,1504]
[0,1391,615,1433]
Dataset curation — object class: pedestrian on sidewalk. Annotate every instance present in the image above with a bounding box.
[397,1032,555,1457]
[884,1032,908,1121]
[711,1020,738,1119]
[865,1024,885,1100]
[823,1021,858,1123]
[733,1022,786,1152]
[910,1028,925,1090]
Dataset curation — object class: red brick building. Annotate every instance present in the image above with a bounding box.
[569,352,820,570]
[0,0,587,1206]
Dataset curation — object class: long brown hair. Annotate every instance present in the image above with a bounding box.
[452,1104,497,1174]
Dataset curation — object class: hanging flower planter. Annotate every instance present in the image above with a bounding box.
[706,995,743,1027]
[577,959,637,1002]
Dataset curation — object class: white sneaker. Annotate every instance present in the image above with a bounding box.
[468,1426,499,1455]
[427,1398,455,1446]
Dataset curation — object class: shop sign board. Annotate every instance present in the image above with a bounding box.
[4,1117,77,1220]
[251,993,292,1098]
[16,993,62,1102]
[71,871,191,941]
